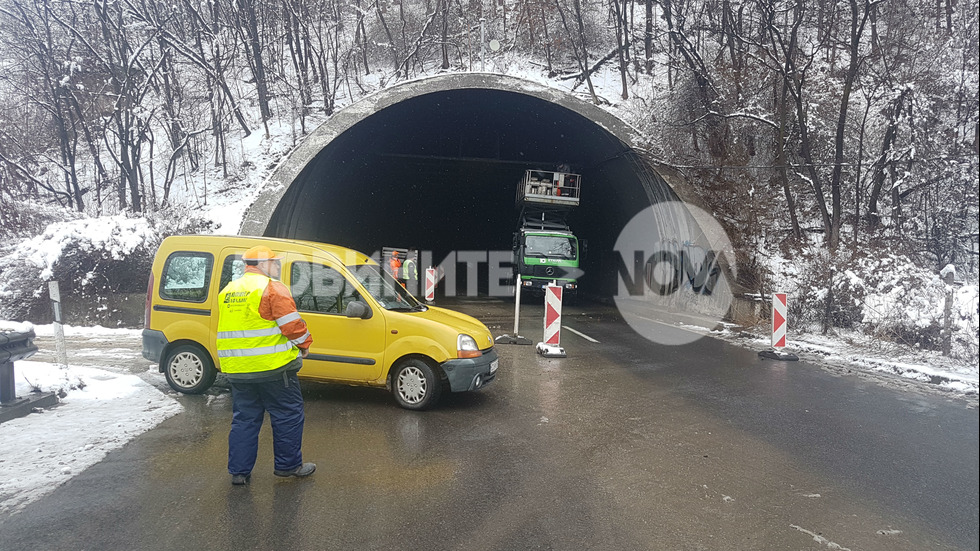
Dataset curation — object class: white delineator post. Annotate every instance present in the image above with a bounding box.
[771,292,787,349]
[536,283,566,357]
[424,267,436,302]
[512,275,523,335]
[49,281,69,368]
[494,275,532,345]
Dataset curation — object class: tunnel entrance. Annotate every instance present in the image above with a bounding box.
[243,74,685,298]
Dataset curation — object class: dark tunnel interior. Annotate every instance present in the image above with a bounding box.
[266,88,677,297]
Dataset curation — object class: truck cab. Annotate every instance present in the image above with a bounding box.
[513,227,580,293]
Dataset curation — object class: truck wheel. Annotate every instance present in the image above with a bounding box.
[163,344,217,394]
[392,359,442,410]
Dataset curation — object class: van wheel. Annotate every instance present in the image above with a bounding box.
[392,359,442,410]
[163,344,217,394]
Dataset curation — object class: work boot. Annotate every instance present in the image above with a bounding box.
[231,473,251,486]
[274,462,316,478]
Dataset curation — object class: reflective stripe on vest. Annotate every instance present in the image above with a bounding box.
[217,272,299,373]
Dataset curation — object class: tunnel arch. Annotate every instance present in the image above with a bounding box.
[239,73,699,297]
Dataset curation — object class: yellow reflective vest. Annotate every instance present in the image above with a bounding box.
[217,273,300,373]
[402,259,417,281]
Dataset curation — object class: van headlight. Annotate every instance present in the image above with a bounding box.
[457,334,482,359]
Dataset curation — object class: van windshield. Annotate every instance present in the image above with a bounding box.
[347,263,423,311]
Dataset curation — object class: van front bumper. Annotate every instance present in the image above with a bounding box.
[142,329,168,363]
[441,348,499,392]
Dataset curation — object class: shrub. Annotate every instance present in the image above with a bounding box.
[0,200,80,240]
[782,248,865,330]
[0,208,213,326]
[770,245,978,362]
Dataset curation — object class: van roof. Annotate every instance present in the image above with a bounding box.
[162,235,378,266]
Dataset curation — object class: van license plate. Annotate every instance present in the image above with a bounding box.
[490,359,499,373]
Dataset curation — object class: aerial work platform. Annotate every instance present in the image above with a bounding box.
[517,170,581,207]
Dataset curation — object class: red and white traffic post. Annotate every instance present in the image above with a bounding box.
[424,267,436,303]
[759,292,798,361]
[536,283,566,358]
[772,292,787,348]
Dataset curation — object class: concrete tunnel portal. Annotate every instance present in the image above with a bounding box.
[241,74,689,298]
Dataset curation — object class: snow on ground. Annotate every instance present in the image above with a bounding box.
[0,323,182,515]
[30,323,144,339]
[708,324,980,397]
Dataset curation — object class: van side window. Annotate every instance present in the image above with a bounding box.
[219,254,246,292]
[291,262,361,315]
[160,252,214,302]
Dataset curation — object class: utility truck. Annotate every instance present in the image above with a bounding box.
[513,169,582,294]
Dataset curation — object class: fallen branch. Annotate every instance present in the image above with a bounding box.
[558,40,631,89]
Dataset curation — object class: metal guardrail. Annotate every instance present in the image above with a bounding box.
[1,328,39,404]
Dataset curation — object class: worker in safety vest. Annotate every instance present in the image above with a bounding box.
[389,250,403,278]
[401,251,419,294]
[217,245,315,485]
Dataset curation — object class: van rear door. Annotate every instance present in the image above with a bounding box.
[154,249,216,342]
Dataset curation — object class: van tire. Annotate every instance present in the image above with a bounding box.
[392,359,442,410]
[163,344,217,394]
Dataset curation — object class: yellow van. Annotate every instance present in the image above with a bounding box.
[142,235,498,410]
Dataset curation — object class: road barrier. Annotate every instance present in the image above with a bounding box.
[0,326,57,425]
[759,292,798,361]
[424,267,436,302]
[772,292,787,348]
[1,328,39,405]
[536,283,566,358]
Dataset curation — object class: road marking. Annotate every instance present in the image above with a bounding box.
[631,313,708,336]
[564,326,599,343]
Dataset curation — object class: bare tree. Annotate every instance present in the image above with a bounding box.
[130,0,252,137]
[1,0,88,210]
[78,0,168,211]
[375,0,401,73]
[554,0,597,102]
[822,0,878,249]
[234,0,274,124]
[609,0,629,99]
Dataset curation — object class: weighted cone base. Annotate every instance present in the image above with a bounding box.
[758,349,799,361]
[496,334,533,345]
[536,342,566,358]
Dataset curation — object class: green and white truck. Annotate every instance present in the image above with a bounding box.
[513,169,583,294]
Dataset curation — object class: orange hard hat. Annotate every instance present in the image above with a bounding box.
[243,245,283,261]
[392,251,400,257]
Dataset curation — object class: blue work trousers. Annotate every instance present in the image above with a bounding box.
[228,372,305,475]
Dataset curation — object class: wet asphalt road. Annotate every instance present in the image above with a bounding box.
[1,298,977,551]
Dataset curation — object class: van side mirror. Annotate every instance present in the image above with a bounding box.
[345,301,372,319]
